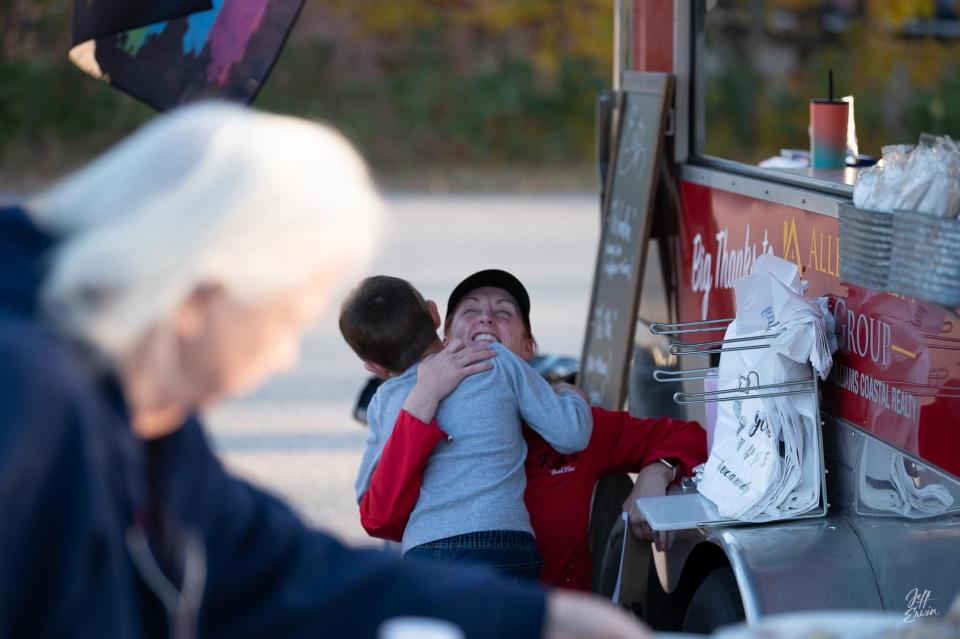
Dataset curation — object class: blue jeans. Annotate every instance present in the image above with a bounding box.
[405,531,542,583]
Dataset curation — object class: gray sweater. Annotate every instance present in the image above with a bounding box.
[355,343,592,552]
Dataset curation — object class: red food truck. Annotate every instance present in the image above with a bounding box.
[584,1,960,633]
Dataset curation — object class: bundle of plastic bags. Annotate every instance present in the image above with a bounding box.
[698,254,837,520]
[853,133,960,218]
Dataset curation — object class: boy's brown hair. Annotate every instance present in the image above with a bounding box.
[339,275,438,374]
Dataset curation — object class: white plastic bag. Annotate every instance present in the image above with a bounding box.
[853,135,960,218]
[698,321,785,519]
[734,253,836,380]
[698,255,834,520]
[853,144,913,212]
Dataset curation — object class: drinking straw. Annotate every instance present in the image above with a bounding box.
[829,69,834,102]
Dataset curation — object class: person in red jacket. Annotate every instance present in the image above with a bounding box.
[359,269,707,591]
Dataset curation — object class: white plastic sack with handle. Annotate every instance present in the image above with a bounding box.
[734,253,836,380]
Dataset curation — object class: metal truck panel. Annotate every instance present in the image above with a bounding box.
[704,516,882,621]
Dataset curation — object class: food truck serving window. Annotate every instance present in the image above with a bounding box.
[695,0,960,188]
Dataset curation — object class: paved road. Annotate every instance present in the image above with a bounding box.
[205,193,602,547]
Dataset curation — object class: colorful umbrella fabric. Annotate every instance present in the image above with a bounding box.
[70,0,305,110]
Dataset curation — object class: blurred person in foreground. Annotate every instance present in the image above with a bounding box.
[0,102,649,639]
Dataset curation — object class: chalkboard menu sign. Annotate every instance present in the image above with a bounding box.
[579,72,673,409]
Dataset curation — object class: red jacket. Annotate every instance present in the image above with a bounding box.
[359,407,706,591]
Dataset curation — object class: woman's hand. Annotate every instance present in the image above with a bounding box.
[402,338,495,422]
[623,462,675,552]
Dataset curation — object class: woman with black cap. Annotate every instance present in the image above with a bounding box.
[360,269,707,591]
[346,273,593,582]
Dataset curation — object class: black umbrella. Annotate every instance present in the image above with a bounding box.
[70,0,306,110]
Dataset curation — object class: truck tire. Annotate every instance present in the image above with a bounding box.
[681,567,745,634]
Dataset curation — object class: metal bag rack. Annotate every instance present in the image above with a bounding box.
[640,318,829,526]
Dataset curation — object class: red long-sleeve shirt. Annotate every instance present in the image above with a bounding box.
[359,407,706,591]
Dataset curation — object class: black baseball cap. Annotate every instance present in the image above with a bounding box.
[445,269,531,330]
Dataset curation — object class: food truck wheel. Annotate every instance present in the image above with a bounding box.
[681,567,745,633]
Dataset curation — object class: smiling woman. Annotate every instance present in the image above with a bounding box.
[444,269,537,359]
[446,286,533,358]
[357,267,707,595]
[344,273,594,580]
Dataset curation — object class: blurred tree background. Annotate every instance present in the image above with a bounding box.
[2,0,154,187]
[5,0,960,191]
[703,0,960,163]
[1,0,612,191]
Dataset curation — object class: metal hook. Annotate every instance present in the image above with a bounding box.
[650,317,734,335]
[652,366,718,382]
[672,378,817,404]
[669,331,785,356]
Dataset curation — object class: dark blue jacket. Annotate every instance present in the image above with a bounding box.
[0,206,545,638]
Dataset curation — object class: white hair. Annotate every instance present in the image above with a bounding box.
[28,102,383,359]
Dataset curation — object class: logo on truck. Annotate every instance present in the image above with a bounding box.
[691,224,774,320]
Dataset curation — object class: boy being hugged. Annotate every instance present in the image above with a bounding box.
[340,275,592,581]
